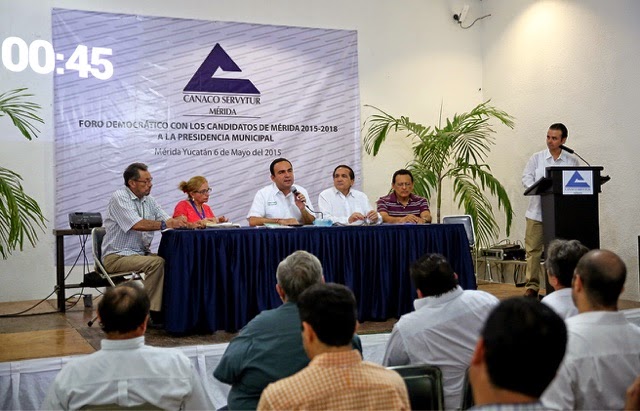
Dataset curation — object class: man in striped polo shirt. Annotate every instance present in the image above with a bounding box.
[376,169,431,224]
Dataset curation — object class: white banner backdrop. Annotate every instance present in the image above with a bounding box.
[52,9,360,264]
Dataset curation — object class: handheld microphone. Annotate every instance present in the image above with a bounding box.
[291,186,305,203]
[560,144,590,166]
[291,186,325,219]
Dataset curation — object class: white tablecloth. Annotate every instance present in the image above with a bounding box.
[0,332,391,410]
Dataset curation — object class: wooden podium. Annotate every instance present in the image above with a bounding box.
[525,166,609,291]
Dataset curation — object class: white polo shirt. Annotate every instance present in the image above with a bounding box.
[247,183,314,222]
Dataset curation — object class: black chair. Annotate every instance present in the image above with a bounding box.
[388,364,444,411]
[460,367,474,410]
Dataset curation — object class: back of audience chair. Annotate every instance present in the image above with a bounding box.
[388,364,444,411]
[460,367,474,410]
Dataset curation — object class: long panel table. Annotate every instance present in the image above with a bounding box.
[158,224,475,334]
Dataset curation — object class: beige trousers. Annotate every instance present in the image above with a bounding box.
[524,218,544,292]
[103,253,165,311]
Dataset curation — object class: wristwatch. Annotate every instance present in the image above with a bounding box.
[160,220,167,230]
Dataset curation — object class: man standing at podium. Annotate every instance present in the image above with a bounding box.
[522,123,578,298]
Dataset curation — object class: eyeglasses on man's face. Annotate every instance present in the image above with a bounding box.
[194,188,212,195]
[134,178,153,185]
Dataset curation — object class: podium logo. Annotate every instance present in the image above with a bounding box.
[562,170,593,195]
[184,44,260,94]
[566,171,590,188]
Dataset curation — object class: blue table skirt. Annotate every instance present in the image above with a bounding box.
[159,224,475,334]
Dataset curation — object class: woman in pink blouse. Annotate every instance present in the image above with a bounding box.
[173,176,228,227]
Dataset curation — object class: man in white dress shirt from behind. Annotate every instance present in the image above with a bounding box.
[382,253,499,410]
[542,249,640,410]
[247,158,316,226]
[522,123,579,298]
[317,164,380,225]
[541,239,588,319]
[41,283,213,410]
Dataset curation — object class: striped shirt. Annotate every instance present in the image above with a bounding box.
[257,350,410,410]
[376,192,430,217]
[102,187,170,257]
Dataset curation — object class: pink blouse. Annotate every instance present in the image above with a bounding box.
[173,199,215,222]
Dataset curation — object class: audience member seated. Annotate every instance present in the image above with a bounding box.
[376,169,431,224]
[41,283,213,410]
[257,283,410,410]
[317,164,380,225]
[102,162,187,322]
[214,250,362,410]
[469,297,567,410]
[247,158,316,226]
[173,175,228,227]
[541,239,588,319]
[542,249,640,410]
[383,253,499,410]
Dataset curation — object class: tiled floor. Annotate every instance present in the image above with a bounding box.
[1,280,639,363]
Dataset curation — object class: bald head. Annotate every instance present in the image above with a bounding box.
[575,249,626,309]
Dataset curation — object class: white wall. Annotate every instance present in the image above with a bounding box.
[481,0,640,300]
[0,0,482,302]
[3,0,638,302]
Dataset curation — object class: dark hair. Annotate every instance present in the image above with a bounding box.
[269,158,292,176]
[410,253,458,297]
[544,239,589,287]
[276,250,324,302]
[298,283,357,347]
[482,297,567,398]
[123,163,148,186]
[333,165,355,180]
[392,169,413,184]
[98,283,150,334]
[549,123,568,139]
[575,249,627,308]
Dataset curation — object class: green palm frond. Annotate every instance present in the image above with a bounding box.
[0,88,43,140]
[0,88,47,259]
[363,100,515,248]
[0,167,46,259]
[452,174,499,249]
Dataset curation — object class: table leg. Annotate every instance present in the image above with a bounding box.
[56,234,65,312]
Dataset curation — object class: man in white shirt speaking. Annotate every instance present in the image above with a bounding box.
[247,158,316,226]
[41,283,213,410]
[317,164,380,225]
[522,123,578,298]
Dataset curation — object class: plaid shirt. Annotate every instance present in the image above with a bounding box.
[103,187,170,257]
[258,350,410,410]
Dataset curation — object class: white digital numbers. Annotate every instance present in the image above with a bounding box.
[1,37,114,80]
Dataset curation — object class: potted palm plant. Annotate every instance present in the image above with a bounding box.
[363,100,515,249]
[0,88,47,259]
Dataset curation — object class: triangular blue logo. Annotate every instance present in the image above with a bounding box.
[184,44,260,94]
[566,171,590,188]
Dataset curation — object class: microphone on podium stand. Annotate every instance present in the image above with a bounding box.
[560,144,591,166]
[560,144,610,183]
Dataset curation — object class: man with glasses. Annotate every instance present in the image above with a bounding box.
[376,169,431,224]
[102,162,187,325]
